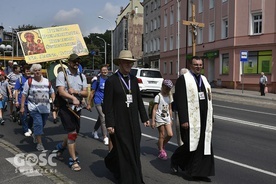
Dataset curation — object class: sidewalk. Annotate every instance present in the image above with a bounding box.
[211,87,276,101]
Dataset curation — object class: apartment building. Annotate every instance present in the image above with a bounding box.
[143,0,161,69]
[113,0,144,66]
[159,0,276,93]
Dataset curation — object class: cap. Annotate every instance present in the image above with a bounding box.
[68,53,80,62]
[8,60,13,63]
[162,79,173,89]
[13,62,18,65]
[0,71,5,76]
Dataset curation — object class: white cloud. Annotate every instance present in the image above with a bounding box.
[54,8,83,24]
[89,26,105,34]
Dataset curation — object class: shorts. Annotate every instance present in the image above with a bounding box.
[59,106,81,133]
[0,96,8,109]
[30,110,49,135]
[155,121,171,128]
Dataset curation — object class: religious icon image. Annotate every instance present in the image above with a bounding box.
[20,31,46,56]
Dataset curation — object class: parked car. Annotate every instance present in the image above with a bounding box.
[130,68,163,96]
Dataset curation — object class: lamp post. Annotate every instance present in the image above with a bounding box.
[96,36,107,65]
[0,44,13,69]
[9,26,18,57]
[98,16,114,71]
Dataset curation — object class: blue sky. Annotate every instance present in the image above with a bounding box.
[0,0,140,36]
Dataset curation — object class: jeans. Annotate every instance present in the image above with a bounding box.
[30,110,49,135]
[21,105,33,133]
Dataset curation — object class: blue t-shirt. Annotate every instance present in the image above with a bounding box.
[91,76,107,105]
[14,76,28,105]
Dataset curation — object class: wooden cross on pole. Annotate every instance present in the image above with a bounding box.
[183,3,204,56]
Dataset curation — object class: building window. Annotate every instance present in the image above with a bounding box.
[198,0,203,13]
[209,0,214,9]
[158,16,161,28]
[144,41,148,53]
[170,61,173,74]
[170,36,173,50]
[145,23,148,34]
[164,62,167,74]
[154,18,157,30]
[209,23,215,42]
[164,9,167,27]
[197,28,203,44]
[252,13,262,34]
[222,0,227,2]
[222,18,228,38]
[151,20,153,31]
[246,50,272,74]
[221,53,229,74]
[188,1,192,17]
[164,0,168,5]
[188,30,192,46]
[170,6,174,25]
[154,0,157,10]
[153,38,156,51]
[164,37,167,51]
[145,5,148,16]
[157,38,160,51]
[151,2,153,12]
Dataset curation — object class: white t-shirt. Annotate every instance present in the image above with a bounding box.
[154,93,173,123]
[22,77,54,113]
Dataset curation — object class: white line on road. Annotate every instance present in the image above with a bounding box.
[214,115,276,131]
[214,104,276,116]
[81,115,276,178]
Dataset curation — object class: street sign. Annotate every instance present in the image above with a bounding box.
[240,51,248,62]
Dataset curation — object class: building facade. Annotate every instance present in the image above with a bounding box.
[159,0,276,93]
[143,0,161,69]
[113,0,144,66]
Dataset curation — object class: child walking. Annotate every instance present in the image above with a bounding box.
[151,79,174,160]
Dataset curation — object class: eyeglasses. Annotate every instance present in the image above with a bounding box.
[192,64,203,67]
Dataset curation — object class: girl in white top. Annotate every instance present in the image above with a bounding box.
[151,79,174,160]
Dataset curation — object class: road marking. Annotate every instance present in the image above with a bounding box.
[214,104,276,116]
[215,115,276,131]
[214,156,276,177]
[81,114,276,178]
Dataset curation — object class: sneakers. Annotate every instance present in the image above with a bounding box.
[32,134,37,143]
[103,137,109,145]
[158,149,168,160]
[24,132,31,137]
[0,119,4,125]
[36,143,45,151]
[24,129,32,136]
[92,131,99,139]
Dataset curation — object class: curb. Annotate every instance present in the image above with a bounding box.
[0,139,76,184]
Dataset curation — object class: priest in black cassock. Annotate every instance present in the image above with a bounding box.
[171,56,215,182]
[103,50,150,184]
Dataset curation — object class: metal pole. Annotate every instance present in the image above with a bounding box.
[104,40,107,65]
[111,30,113,72]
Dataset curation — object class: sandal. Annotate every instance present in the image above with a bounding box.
[69,157,81,171]
[54,142,66,161]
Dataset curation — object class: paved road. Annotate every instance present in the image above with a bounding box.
[0,88,275,183]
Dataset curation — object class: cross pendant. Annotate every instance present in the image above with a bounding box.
[125,101,130,108]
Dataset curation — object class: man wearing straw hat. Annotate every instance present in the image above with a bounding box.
[55,53,88,171]
[104,50,150,183]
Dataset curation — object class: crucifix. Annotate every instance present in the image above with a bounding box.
[183,3,205,56]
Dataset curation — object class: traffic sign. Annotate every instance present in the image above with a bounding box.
[240,51,248,62]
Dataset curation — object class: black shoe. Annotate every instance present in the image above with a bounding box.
[170,162,178,174]
[53,118,59,124]
[193,176,211,182]
[0,119,4,125]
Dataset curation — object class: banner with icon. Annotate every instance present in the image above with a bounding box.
[17,24,89,64]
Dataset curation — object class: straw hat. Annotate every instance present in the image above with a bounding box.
[113,50,136,66]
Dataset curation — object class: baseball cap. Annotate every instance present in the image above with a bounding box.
[8,60,13,63]
[13,62,18,65]
[68,53,80,62]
